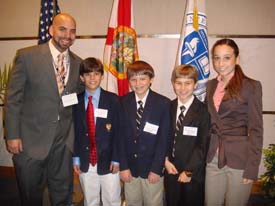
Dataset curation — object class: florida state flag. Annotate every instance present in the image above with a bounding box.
[103,0,139,96]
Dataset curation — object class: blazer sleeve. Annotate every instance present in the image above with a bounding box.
[243,81,263,180]
[5,49,27,139]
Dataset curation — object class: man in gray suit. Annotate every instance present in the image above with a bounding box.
[5,13,82,206]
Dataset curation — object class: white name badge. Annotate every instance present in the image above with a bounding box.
[95,108,108,118]
[143,122,159,135]
[62,93,78,107]
[183,126,198,136]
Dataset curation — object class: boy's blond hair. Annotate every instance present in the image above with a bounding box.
[171,64,198,83]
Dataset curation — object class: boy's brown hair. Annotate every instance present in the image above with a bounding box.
[80,57,104,76]
[127,60,155,80]
[171,64,198,83]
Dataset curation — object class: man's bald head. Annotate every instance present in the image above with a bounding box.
[49,13,77,52]
[52,13,76,28]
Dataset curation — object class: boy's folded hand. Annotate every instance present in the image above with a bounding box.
[120,169,133,182]
[148,172,160,184]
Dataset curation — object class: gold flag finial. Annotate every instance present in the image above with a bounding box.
[193,0,199,31]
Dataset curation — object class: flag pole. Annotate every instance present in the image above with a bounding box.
[174,0,188,66]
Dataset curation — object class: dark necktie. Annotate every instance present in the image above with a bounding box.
[172,105,186,157]
[136,100,144,131]
[86,96,97,166]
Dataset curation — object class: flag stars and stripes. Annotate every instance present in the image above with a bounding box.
[38,0,61,45]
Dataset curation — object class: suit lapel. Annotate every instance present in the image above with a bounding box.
[78,92,87,131]
[65,50,78,92]
[96,89,108,132]
[183,97,200,125]
[171,99,178,134]
[140,90,155,130]
[207,79,222,124]
[40,43,60,94]
[126,92,138,133]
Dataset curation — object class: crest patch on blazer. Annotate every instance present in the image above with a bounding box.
[105,124,112,131]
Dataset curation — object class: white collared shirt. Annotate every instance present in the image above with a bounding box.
[135,89,150,109]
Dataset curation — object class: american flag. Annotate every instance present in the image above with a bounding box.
[38,0,60,45]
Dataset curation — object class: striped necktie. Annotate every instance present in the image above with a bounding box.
[172,105,186,157]
[136,100,144,131]
[175,105,185,132]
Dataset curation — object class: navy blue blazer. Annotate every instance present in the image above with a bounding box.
[73,88,120,175]
[119,90,171,178]
[167,97,210,183]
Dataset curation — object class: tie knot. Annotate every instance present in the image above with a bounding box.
[138,100,143,107]
[88,96,93,102]
[58,53,65,61]
[57,53,65,67]
[180,105,185,113]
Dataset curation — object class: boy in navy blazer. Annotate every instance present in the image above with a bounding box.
[73,57,121,206]
[164,64,210,206]
[119,60,170,206]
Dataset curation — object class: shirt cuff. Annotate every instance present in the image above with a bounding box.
[73,157,80,166]
[111,161,119,165]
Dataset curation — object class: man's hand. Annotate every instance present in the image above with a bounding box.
[6,139,23,154]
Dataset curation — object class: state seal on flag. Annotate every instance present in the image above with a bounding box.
[110,26,138,80]
[181,29,209,82]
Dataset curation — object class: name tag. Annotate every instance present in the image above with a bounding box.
[143,122,159,135]
[95,108,108,118]
[183,126,198,136]
[62,93,78,107]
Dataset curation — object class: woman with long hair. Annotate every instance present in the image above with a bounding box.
[205,38,263,206]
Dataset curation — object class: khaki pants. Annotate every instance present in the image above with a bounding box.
[125,176,163,206]
[205,153,252,206]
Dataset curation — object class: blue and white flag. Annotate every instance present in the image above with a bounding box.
[38,0,60,45]
[175,0,209,101]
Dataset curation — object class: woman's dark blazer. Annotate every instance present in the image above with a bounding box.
[206,78,263,180]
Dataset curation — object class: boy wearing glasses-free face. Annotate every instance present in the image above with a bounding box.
[73,57,121,206]
[164,64,210,206]
[119,60,171,206]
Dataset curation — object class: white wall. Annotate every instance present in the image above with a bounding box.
[1,0,275,37]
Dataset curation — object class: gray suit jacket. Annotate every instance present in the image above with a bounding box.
[206,78,263,180]
[5,43,82,159]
